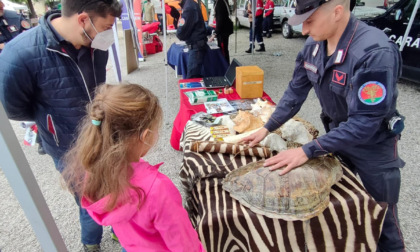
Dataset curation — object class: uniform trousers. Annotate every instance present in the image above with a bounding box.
[263,14,273,35]
[216,33,230,64]
[249,15,264,45]
[187,43,209,79]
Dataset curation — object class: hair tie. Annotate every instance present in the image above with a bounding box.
[92,119,102,126]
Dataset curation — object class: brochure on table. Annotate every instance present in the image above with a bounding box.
[204,98,236,114]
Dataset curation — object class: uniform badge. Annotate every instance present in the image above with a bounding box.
[334,49,343,64]
[303,61,317,73]
[332,70,346,86]
[21,20,31,29]
[358,81,386,105]
[178,18,185,26]
[312,43,319,57]
[8,25,18,32]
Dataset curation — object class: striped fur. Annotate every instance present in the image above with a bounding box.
[190,141,273,158]
[180,121,387,251]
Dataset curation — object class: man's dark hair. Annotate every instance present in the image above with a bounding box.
[61,0,122,18]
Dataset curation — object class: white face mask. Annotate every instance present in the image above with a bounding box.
[83,17,115,51]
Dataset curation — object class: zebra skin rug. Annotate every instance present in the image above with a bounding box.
[179,121,388,252]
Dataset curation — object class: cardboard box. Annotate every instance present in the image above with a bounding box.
[236,66,264,98]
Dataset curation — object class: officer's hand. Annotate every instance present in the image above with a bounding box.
[0,43,4,50]
[264,147,308,175]
[241,127,269,147]
[208,34,216,42]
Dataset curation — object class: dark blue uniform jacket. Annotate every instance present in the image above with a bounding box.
[0,11,107,168]
[0,10,30,53]
[176,0,207,45]
[265,14,405,170]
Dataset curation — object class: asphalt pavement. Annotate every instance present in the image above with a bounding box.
[0,23,419,251]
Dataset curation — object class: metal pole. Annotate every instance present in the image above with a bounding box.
[111,21,122,82]
[252,0,255,54]
[0,103,67,252]
[235,0,237,53]
[162,0,168,124]
[399,0,419,51]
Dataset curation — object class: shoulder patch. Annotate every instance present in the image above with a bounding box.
[358,81,386,105]
[21,20,31,29]
[178,18,185,26]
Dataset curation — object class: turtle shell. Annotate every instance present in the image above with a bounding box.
[222,156,343,221]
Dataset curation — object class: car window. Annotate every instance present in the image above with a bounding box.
[401,0,419,21]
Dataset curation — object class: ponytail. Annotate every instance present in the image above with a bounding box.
[62,83,162,211]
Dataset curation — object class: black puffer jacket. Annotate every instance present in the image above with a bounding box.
[0,11,107,169]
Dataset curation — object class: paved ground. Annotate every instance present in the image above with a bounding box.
[1,22,419,251]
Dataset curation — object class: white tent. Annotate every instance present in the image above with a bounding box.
[2,0,28,12]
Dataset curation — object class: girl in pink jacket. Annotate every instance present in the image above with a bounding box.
[62,83,205,252]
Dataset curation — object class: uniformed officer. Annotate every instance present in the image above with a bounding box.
[0,0,31,53]
[243,0,406,251]
[262,0,274,38]
[245,0,265,53]
[176,0,208,79]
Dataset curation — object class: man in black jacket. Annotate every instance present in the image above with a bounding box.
[176,0,209,78]
[0,0,122,251]
[209,0,233,63]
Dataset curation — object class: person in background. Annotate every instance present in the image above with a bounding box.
[0,0,31,53]
[165,2,180,29]
[242,0,405,251]
[208,0,234,63]
[0,0,122,251]
[262,0,274,38]
[143,0,155,23]
[245,0,265,53]
[62,83,205,252]
[176,0,208,78]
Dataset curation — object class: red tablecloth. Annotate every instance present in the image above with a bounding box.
[170,78,275,150]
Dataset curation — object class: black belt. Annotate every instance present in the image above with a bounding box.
[187,40,206,50]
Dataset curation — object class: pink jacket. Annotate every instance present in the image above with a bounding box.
[81,161,205,252]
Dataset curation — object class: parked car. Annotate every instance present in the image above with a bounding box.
[275,0,386,38]
[276,0,302,38]
[235,0,283,29]
[360,0,420,82]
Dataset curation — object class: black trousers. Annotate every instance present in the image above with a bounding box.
[263,14,273,34]
[217,33,230,63]
[187,43,209,79]
[249,16,264,44]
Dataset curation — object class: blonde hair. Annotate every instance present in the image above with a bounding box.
[62,83,163,211]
